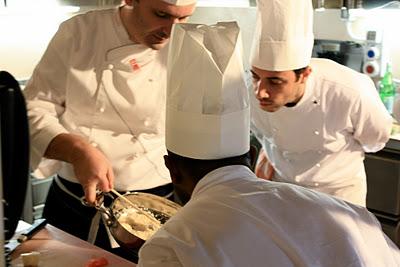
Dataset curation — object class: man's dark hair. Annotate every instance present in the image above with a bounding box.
[293,67,307,81]
[167,150,253,183]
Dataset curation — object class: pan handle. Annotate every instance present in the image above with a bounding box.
[93,203,117,227]
[81,193,117,226]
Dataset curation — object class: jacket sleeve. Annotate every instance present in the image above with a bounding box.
[138,228,183,267]
[350,74,392,153]
[23,21,73,172]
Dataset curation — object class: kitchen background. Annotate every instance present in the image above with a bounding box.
[2,0,400,245]
[1,0,400,80]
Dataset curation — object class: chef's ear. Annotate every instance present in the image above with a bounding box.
[124,0,137,7]
[300,66,312,83]
[164,155,181,184]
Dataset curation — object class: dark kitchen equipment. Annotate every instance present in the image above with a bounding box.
[362,0,396,8]
[312,39,364,72]
[365,139,400,247]
[0,71,30,265]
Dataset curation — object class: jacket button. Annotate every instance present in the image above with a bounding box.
[314,130,320,135]
[316,163,321,167]
[314,182,319,187]
[108,64,114,69]
[126,153,139,161]
[99,107,105,113]
[90,142,98,147]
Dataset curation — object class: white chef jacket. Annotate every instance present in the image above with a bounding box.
[250,58,392,206]
[138,165,400,267]
[23,8,171,191]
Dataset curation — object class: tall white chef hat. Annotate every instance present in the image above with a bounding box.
[166,22,250,160]
[161,0,196,5]
[250,0,314,71]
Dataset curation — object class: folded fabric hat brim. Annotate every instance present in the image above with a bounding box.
[166,106,250,160]
[251,39,313,71]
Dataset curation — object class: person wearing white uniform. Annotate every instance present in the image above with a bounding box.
[138,21,400,267]
[23,0,196,262]
[250,0,392,206]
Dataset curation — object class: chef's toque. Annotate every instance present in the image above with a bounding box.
[166,22,250,160]
[250,0,314,71]
[161,0,196,5]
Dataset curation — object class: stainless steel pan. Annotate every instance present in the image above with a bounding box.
[93,192,180,250]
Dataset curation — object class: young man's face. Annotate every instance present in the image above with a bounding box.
[125,0,195,50]
[250,66,310,112]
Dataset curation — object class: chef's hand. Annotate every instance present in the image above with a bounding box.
[45,133,114,204]
[254,149,274,180]
[70,142,115,204]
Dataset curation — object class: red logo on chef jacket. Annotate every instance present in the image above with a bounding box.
[129,58,141,71]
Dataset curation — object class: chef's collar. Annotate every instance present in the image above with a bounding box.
[283,70,315,111]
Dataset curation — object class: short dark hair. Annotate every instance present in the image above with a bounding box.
[167,150,252,182]
[293,67,307,81]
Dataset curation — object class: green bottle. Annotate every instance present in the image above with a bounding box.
[379,63,395,113]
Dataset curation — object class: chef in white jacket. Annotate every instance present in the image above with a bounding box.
[23,0,196,262]
[250,0,392,206]
[138,21,400,267]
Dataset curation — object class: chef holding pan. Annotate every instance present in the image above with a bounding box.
[250,0,392,206]
[23,0,196,262]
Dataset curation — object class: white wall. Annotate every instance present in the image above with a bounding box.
[0,7,77,79]
[1,6,400,80]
